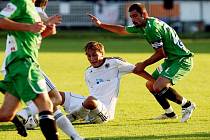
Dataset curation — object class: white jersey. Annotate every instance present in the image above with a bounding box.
[35,7,48,22]
[85,57,135,120]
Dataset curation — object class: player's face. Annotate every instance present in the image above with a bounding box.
[129,10,145,27]
[86,49,104,68]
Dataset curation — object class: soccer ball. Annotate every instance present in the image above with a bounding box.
[24,115,39,130]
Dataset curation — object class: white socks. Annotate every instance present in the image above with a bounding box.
[17,101,39,120]
[165,106,174,114]
[181,97,188,106]
[54,109,81,139]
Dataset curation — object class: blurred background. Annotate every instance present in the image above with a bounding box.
[0,0,210,36]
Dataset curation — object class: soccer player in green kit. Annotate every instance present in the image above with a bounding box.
[88,3,196,122]
[0,0,59,139]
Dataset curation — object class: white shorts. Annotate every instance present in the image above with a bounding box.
[63,92,86,113]
[41,71,56,92]
[63,92,110,123]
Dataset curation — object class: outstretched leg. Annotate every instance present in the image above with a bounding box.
[0,93,27,137]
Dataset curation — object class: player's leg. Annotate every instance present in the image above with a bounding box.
[61,92,87,122]
[146,67,177,120]
[42,73,83,139]
[42,71,62,107]
[63,92,109,124]
[40,72,83,139]
[33,93,59,140]
[87,99,109,124]
[14,59,59,140]
[0,78,28,137]
[53,107,82,140]
[16,100,39,121]
[17,71,83,139]
[152,77,178,119]
[0,92,27,137]
[16,71,58,121]
[154,57,195,122]
[49,89,62,108]
[17,95,83,139]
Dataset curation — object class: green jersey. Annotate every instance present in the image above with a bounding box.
[0,0,42,67]
[126,17,193,61]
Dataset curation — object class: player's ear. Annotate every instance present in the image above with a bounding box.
[142,10,148,18]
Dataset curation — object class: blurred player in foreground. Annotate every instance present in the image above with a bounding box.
[59,41,154,124]
[88,3,196,122]
[14,0,83,139]
[0,0,60,139]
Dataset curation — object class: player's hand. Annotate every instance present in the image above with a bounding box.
[87,13,102,26]
[46,24,56,35]
[30,22,46,33]
[41,24,56,38]
[46,15,62,26]
[133,62,146,74]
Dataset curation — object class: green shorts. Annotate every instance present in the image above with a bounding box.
[0,58,48,102]
[152,57,193,85]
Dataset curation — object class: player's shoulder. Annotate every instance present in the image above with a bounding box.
[11,0,26,5]
[105,57,127,62]
[146,17,161,30]
[85,65,92,71]
[8,0,28,10]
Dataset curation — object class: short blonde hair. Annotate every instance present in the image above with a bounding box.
[84,41,105,55]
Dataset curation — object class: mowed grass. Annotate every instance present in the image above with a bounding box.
[0,37,210,140]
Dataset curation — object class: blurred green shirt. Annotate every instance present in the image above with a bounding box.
[126,17,193,61]
[0,0,42,67]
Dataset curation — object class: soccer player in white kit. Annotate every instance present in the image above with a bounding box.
[60,41,154,123]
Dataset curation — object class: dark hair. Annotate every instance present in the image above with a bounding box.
[128,3,146,15]
[84,41,105,54]
[35,0,48,8]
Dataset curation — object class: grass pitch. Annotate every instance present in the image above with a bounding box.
[0,37,210,140]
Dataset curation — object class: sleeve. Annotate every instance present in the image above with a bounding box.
[35,7,48,22]
[147,23,163,49]
[0,2,22,19]
[125,25,140,33]
[115,59,135,76]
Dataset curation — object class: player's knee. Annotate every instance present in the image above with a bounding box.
[49,89,62,106]
[153,77,171,93]
[153,83,161,93]
[83,96,97,110]
[146,81,155,93]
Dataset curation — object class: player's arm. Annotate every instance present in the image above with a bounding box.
[133,70,155,82]
[133,47,166,73]
[0,18,46,33]
[116,58,154,82]
[46,15,62,26]
[41,15,61,38]
[88,14,129,35]
[142,47,166,67]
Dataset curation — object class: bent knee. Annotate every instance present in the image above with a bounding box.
[146,81,155,93]
[49,89,62,106]
[83,96,97,110]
